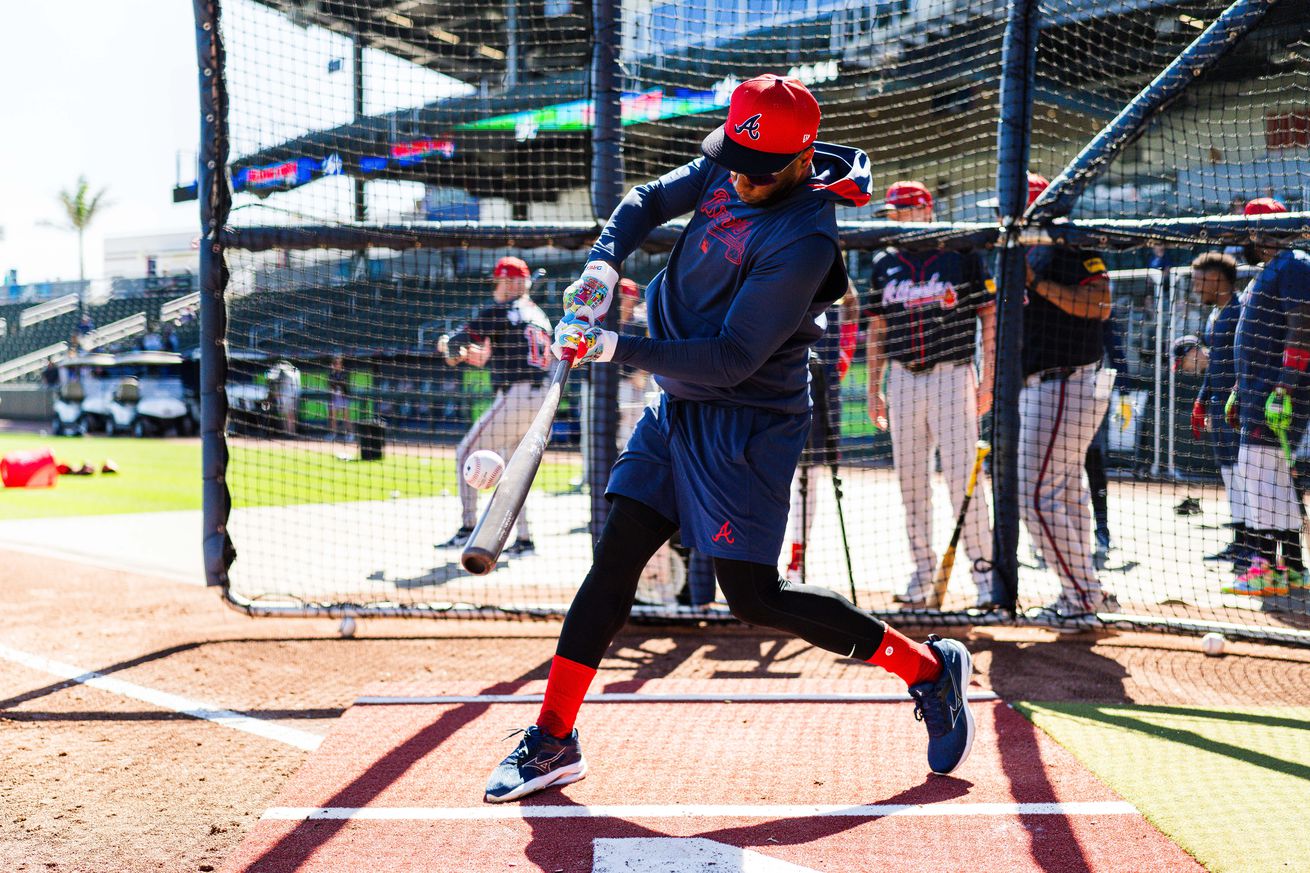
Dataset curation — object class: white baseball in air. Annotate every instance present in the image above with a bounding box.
[1200,632,1225,657]
[463,450,506,491]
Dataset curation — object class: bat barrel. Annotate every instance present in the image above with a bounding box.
[461,546,497,576]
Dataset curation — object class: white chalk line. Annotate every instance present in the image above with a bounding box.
[262,801,1138,821]
[355,691,1001,705]
[0,642,323,751]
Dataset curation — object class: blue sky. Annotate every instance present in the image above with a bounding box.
[0,1,461,285]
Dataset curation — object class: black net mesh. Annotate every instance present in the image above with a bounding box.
[202,0,1309,644]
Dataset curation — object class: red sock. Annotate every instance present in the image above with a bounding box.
[537,655,597,738]
[867,626,941,687]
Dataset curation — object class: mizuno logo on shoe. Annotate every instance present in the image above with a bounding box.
[523,746,570,774]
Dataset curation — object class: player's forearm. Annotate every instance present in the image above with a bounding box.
[979,306,997,393]
[612,334,765,387]
[1031,278,1111,320]
[865,328,886,400]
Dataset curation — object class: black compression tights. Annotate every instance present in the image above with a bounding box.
[556,496,887,669]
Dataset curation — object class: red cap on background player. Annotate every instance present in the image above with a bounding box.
[877,180,932,215]
[1244,197,1287,216]
[701,74,821,175]
[619,278,640,298]
[493,256,531,279]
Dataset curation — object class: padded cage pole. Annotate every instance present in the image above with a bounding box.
[992,0,1042,612]
[587,0,623,545]
[1029,0,1279,222]
[192,0,236,591]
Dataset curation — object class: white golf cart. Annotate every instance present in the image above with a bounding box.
[50,353,116,436]
[104,351,198,437]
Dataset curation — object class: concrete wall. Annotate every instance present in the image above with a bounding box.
[0,384,54,421]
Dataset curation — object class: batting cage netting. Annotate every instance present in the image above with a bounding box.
[191,0,1310,645]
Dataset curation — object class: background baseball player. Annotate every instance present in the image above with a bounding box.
[438,256,552,555]
[1190,252,1248,566]
[1223,197,1310,595]
[1017,173,1118,617]
[865,180,996,608]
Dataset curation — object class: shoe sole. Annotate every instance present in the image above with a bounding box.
[484,758,588,804]
[931,640,975,776]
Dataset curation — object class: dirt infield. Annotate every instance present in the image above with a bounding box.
[3,549,1309,872]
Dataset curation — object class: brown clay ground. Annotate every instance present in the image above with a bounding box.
[3,549,1309,872]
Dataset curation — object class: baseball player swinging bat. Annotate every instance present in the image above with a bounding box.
[462,351,575,575]
[931,440,991,603]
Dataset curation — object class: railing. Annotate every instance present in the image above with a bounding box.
[0,342,68,383]
[161,291,201,322]
[81,313,147,351]
[19,294,79,329]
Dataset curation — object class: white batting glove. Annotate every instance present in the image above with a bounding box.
[552,322,617,367]
[559,260,619,329]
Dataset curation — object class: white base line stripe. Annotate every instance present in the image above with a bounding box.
[263,801,1138,821]
[0,642,323,752]
[356,691,1000,705]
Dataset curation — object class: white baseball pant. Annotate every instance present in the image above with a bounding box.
[455,380,546,540]
[887,360,992,596]
[1234,443,1298,531]
[1018,363,1108,604]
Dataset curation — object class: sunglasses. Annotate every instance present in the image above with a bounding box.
[740,171,780,186]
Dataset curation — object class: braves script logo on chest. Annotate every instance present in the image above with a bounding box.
[699,188,752,265]
[883,275,958,310]
[733,113,762,140]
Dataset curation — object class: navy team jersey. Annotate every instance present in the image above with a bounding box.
[1022,245,1109,376]
[590,144,870,414]
[449,296,552,391]
[1200,294,1241,413]
[865,249,994,366]
[1236,248,1310,437]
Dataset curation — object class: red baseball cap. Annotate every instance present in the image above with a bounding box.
[1244,197,1287,216]
[1026,172,1050,208]
[884,181,933,210]
[701,74,821,175]
[493,256,530,279]
[619,278,640,298]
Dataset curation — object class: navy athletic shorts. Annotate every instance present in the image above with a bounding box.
[607,394,809,565]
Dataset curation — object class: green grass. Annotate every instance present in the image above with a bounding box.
[1017,701,1310,873]
[0,433,581,519]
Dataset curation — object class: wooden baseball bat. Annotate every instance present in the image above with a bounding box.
[931,440,991,604]
[461,353,574,575]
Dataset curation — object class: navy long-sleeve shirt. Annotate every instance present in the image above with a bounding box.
[590,145,869,413]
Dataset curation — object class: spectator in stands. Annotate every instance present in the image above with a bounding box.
[76,313,95,336]
[328,355,350,441]
[162,323,181,353]
[141,321,164,351]
[67,333,82,356]
[42,356,59,397]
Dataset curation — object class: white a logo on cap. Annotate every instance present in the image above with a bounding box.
[733,113,762,140]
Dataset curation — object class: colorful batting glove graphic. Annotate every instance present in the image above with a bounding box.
[1266,387,1293,434]
[1225,389,1239,430]
[551,322,617,367]
[558,260,619,330]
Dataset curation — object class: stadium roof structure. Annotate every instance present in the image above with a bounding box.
[189,0,1306,214]
[253,0,589,85]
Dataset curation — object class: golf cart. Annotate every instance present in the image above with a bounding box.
[50,353,116,436]
[104,351,197,437]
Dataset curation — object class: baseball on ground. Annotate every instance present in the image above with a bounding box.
[1200,632,1225,657]
[463,450,506,491]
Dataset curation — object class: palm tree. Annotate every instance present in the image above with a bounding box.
[54,176,111,283]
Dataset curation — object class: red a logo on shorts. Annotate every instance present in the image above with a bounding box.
[712,521,735,544]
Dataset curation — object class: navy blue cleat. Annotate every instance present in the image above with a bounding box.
[484,725,587,803]
[908,635,975,776]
